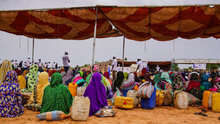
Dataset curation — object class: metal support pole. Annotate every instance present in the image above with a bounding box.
[32,38,34,63]
[122,36,125,72]
[91,7,98,72]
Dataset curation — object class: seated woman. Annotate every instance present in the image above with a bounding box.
[209,77,220,91]
[104,72,112,85]
[171,73,186,91]
[113,71,124,92]
[200,74,211,90]
[186,72,201,91]
[120,73,136,90]
[41,73,72,114]
[0,59,13,84]
[18,70,28,89]
[25,64,39,92]
[83,72,108,116]
[155,72,172,91]
[25,72,50,111]
[0,70,24,117]
[72,71,86,86]
[62,69,74,85]
[144,73,155,85]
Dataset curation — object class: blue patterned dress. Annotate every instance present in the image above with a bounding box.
[0,70,24,117]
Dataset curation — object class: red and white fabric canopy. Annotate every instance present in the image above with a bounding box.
[0,5,219,41]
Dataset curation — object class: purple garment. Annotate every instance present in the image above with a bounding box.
[83,72,108,116]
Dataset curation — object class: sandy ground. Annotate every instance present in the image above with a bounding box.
[1,105,220,124]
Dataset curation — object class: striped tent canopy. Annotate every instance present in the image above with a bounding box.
[0,5,219,41]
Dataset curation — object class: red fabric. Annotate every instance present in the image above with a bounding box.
[186,81,201,91]
[103,72,109,79]
[15,69,22,76]
[141,68,147,76]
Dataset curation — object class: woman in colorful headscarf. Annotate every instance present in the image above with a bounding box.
[144,73,155,85]
[171,73,186,91]
[18,70,29,89]
[209,77,220,91]
[200,74,211,90]
[41,73,73,114]
[186,72,201,91]
[83,72,108,116]
[139,68,147,80]
[121,73,136,90]
[0,59,13,84]
[25,64,39,92]
[113,71,124,92]
[123,72,128,80]
[104,72,112,85]
[155,72,172,90]
[0,70,24,117]
[26,72,50,110]
[72,71,85,86]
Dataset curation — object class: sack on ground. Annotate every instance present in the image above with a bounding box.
[94,106,116,117]
[163,90,172,106]
[37,111,70,121]
[187,93,201,106]
[71,96,90,121]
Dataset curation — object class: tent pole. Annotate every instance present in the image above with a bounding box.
[32,38,34,63]
[91,7,97,73]
[122,36,125,72]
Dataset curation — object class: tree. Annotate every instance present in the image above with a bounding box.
[206,64,220,71]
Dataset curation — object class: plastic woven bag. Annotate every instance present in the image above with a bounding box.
[138,82,154,98]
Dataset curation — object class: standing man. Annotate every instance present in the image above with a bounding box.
[111,56,117,81]
[62,51,70,73]
[136,59,143,76]
[38,59,43,68]
[26,57,31,69]
[14,60,18,69]
[156,65,160,72]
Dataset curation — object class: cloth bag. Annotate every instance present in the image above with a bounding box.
[71,96,90,121]
[138,82,154,98]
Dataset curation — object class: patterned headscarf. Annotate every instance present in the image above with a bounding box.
[26,64,39,92]
[50,72,63,87]
[0,59,13,84]
[3,70,18,84]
